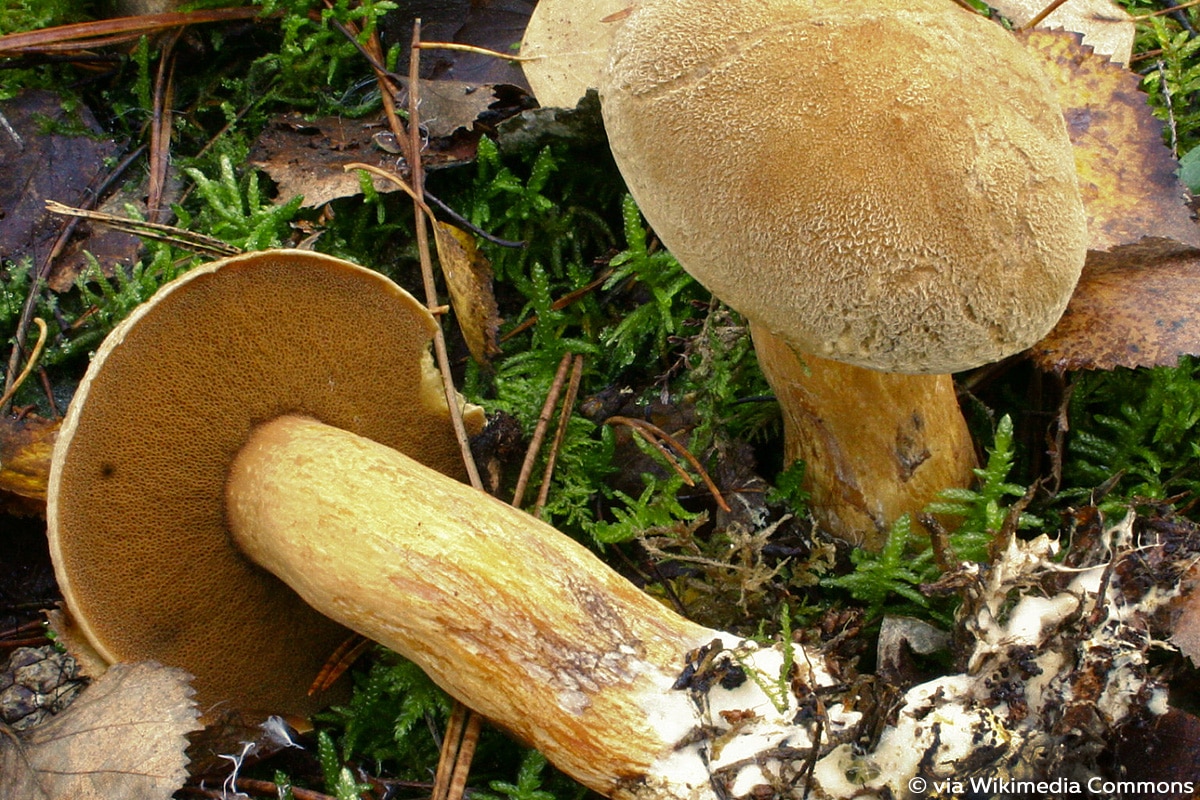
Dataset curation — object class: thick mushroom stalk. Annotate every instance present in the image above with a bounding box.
[45,250,850,800]
[223,414,847,797]
[225,414,717,791]
[599,0,1088,546]
[750,327,977,548]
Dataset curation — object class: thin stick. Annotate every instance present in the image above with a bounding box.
[308,635,372,695]
[417,40,542,62]
[405,22,484,493]
[500,269,612,343]
[0,7,265,55]
[534,355,585,516]
[407,28,485,800]
[180,778,339,800]
[0,319,48,410]
[1020,0,1071,30]
[147,32,178,224]
[446,711,483,800]
[432,702,468,800]
[608,416,696,486]
[1131,0,1200,19]
[44,201,240,256]
[606,416,732,513]
[512,352,573,508]
[2,144,145,408]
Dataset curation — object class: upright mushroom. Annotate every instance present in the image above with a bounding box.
[47,250,851,800]
[599,0,1088,546]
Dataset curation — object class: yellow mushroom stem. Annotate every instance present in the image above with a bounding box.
[750,324,978,549]
[225,414,719,796]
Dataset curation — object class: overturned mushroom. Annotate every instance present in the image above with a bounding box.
[46,250,853,799]
[599,0,1088,546]
[46,251,1190,799]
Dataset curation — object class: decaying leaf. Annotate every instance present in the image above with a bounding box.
[186,707,304,780]
[249,115,409,209]
[993,0,1134,64]
[433,220,501,364]
[519,0,629,108]
[0,414,58,508]
[382,0,534,88]
[1031,240,1200,372]
[0,91,123,273]
[0,661,200,800]
[1114,709,1200,797]
[1021,28,1200,252]
[397,77,531,139]
[251,81,529,210]
[1169,560,1200,666]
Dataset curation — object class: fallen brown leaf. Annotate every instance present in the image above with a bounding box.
[1169,558,1200,667]
[0,91,123,276]
[434,220,501,365]
[248,115,404,209]
[1113,708,1200,799]
[519,0,630,108]
[382,0,534,88]
[1021,28,1200,252]
[1031,239,1200,371]
[0,661,200,800]
[0,414,59,505]
[993,0,1134,64]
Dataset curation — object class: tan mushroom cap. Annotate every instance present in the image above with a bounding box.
[601,0,1088,374]
[47,250,484,717]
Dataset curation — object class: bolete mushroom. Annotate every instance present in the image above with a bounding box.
[46,250,848,799]
[47,250,483,716]
[599,0,1088,546]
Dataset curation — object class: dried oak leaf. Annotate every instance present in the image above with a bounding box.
[519,0,630,108]
[1030,239,1200,371]
[992,0,1134,64]
[434,220,501,365]
[1020,28,1200,252]
[0,661,200,800]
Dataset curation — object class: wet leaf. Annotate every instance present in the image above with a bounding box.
[1170,559,1200,666]
[1113,709,1200,798]
[0,90,124,278]
[1020,28,1200,252]
[433,221,501,365]
[382,0,535,88]
[0,662,200,800]
[993,0,1134,64]
[1031,239,1200,371]
[0,414,58,505]
[519,0,630,108]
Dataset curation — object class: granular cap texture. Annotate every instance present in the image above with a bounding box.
[601,0,1087,374]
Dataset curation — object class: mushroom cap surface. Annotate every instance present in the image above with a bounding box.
[47,250,482,716]
[601,0,1088,374]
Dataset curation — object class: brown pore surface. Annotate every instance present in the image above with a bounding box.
[47,250,481,717]
[601,0,1087,374]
